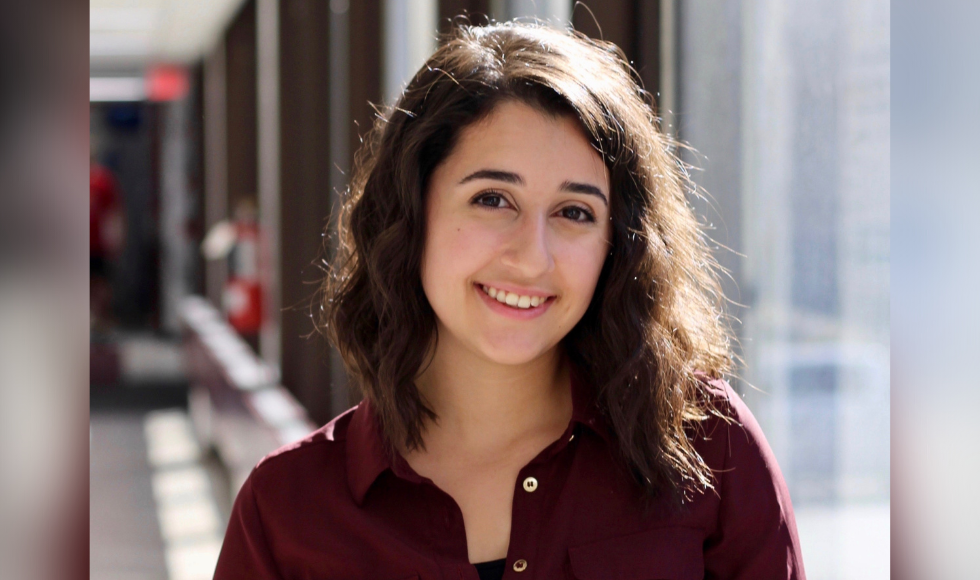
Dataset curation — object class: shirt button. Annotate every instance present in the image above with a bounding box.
[513,559,528,572]
[522,477,538,492]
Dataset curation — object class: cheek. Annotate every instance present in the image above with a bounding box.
[421,216,500,301]
[558,235,610,305]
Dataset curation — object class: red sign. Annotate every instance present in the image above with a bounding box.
[146,65,189,102]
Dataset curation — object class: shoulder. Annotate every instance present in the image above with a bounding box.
[690,373,792,513]
[248,404,359,490]
[694,372,742,413]
[691,374,783,483]
[216,405,374,578]
[691,375,805,576]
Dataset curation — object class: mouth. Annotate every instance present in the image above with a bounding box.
[477,283,556,310]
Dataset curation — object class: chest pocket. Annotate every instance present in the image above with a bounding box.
[567,526,704,580]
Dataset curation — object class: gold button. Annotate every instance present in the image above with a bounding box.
[522,477,538,492]
[513,559,528,572]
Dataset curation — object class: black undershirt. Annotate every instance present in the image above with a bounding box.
[473,558,506,580]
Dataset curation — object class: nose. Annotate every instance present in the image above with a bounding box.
[499,213,555,277]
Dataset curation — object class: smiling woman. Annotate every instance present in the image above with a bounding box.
[214,21,805,580]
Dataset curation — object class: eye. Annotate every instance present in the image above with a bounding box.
[557,205,596,223]
[472,190,512,210]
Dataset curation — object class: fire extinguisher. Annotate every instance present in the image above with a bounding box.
[223,203,262,336]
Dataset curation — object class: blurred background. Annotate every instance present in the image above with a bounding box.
[84,0,889,578]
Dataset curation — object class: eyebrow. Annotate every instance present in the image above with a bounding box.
[458,169,608,206]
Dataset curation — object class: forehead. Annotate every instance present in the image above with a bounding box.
[435,100,610,190]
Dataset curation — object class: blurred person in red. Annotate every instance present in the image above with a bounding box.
[89,157,124,331]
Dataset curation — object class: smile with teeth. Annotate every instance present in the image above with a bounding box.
[480,285,552,309]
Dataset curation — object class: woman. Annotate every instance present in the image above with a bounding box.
[215,22,805,579]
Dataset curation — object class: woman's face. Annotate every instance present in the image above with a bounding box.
[421,100,612,366]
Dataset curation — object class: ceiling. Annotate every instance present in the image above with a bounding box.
[90,0,247,74]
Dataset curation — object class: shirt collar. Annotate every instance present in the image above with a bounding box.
[345,397,391,505]
[568,368,612,443]
[345,369,611,506]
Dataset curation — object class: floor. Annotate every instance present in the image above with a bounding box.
[90,412,169,580]
[91,333,229,580]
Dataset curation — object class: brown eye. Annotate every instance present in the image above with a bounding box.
[473,191,510,209]
[559,206,596,223]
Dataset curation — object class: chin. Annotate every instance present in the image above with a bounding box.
[474,337,556,366]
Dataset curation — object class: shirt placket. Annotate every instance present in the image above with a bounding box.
[501,423,579,578]
[435,485,481,580]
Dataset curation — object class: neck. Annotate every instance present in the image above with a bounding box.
[414,330,573,454]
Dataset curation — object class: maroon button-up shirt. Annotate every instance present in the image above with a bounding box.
[214,375,805,579]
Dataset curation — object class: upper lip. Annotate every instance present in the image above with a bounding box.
[476,282,556,298]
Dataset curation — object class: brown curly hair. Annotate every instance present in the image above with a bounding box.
[320,21,734,504]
